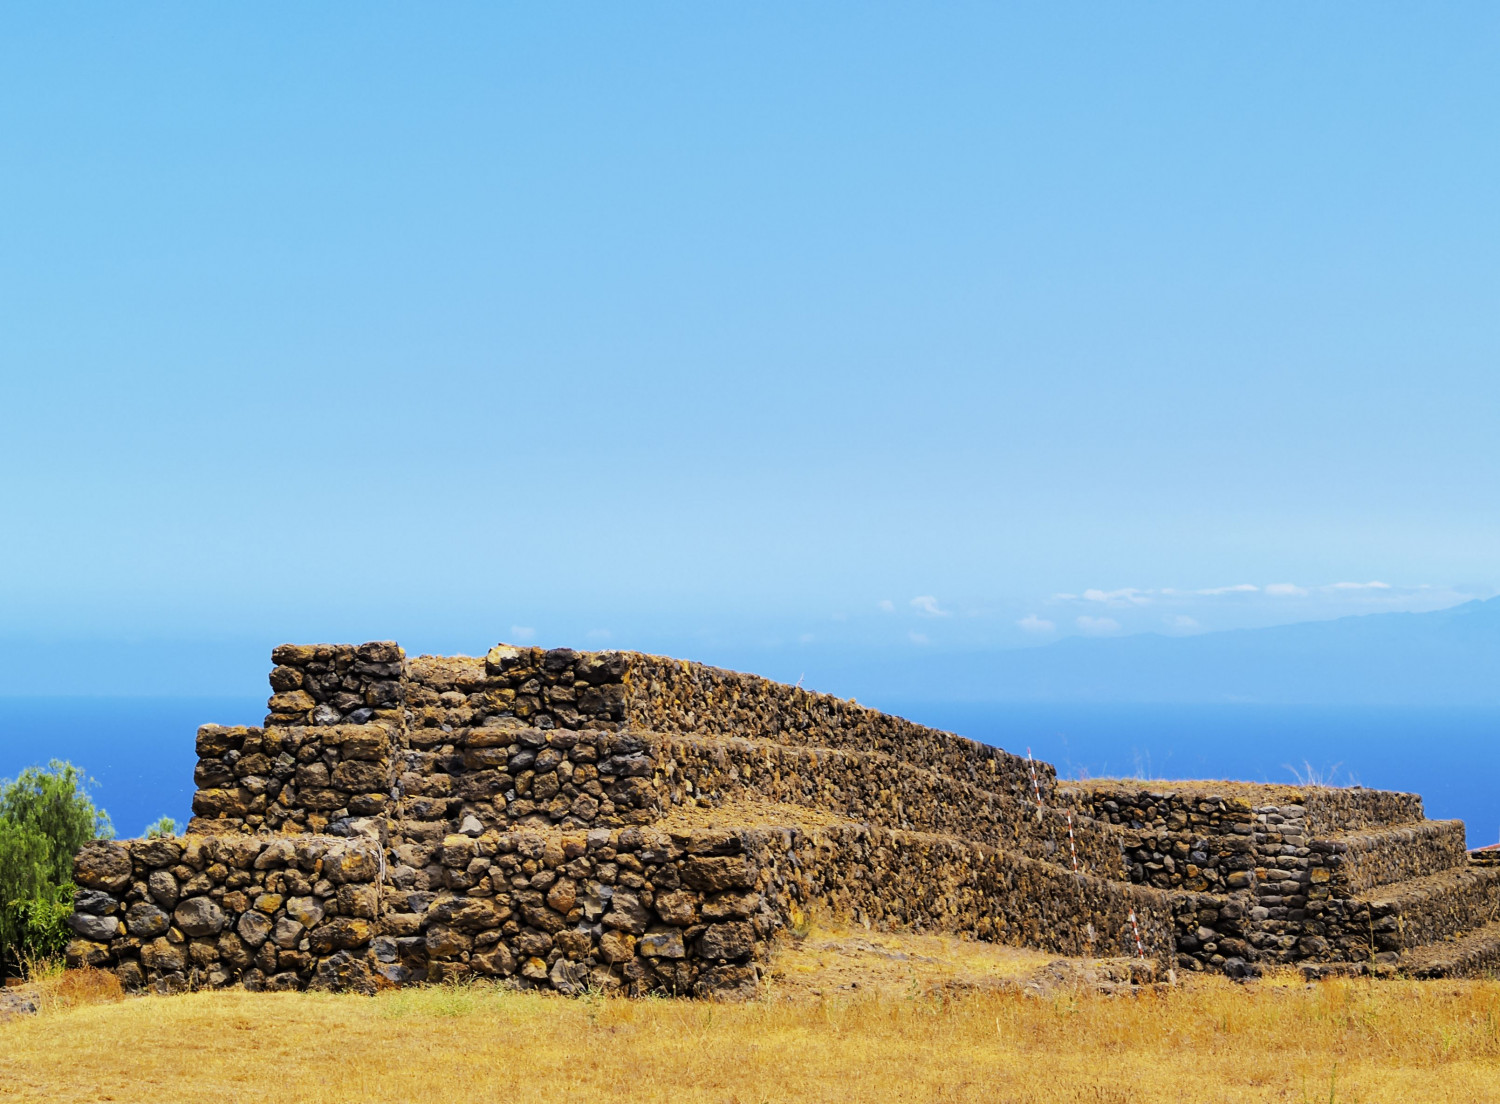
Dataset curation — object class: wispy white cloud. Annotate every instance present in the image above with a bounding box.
[910,595,951,617]
[798,633,815,644]
[1043,580,1428,625]
[1166,615,1199,630]
[1082,587,1151,606]
[908,631,931,645]
[1018,615,1055,633]
[1056,584,1259,604]
[510,625,536,642]
[1076,615,1120,635]
[585,628,612,640]
[877,599,896,613]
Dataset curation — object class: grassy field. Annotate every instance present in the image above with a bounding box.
[3,962,1499,1104]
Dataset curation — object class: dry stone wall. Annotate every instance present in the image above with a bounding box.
[772,824,1168,959]
[385,721,1120,875]
[373,822,1169,998]
[1062,782,1483,973]
[1061,786,1259,895]
[1301,789,1426,835]
[658,735,1124,877]
[79,639,1115,996]
[1330,821,1469,896]
[392,724,658,842]
[619,654,1047,799]
[75,820,1161,1000]
[189,723,395,836]
[377,826,779,997]
[266,642,406,729]
[70,638,1485,995]
[66,836,382,994]
[401,646,1044,796]
[1330,866,1500,957]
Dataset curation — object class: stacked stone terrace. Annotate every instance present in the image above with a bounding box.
[1062,781,1500,978]
[63,641,1500,994]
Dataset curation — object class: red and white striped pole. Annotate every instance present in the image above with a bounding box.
[1065,811,1079,872]
[1127,909,1147,960]
[1027,747,1044,807]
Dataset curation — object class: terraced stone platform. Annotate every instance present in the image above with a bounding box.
[62,641,1500,994]
[1063,778,1500,977]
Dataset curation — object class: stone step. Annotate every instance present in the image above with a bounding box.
[652,733,1125,878]
[772,821,1171,963]
[1064,781,1424,840]
[1297,788,1425,835]
[1315,820,1469,895]
[607,652,1049,800]
[1305,920,1500,979]
[188,722,396,836]
[386,726,1124,878]
[1345,864,1500,955]
[1061,780,1431,902]
[396,647,1052,803]
[1242,862,1500,968]
[1398,919,1500,979]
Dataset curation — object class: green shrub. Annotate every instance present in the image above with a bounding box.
[0,761,112,977]
[11,887,74,967]
[144,816,179,839]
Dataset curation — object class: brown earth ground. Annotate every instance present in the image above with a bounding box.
[1062,779,1324,800]
[3,924,1499,1104]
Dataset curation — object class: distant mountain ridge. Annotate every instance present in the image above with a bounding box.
[861,597,1500,706]
[1,599,1496,706]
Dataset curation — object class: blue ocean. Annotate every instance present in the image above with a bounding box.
[889,701,1500,849]
[0,697,265,841]
[2,698,1497,849]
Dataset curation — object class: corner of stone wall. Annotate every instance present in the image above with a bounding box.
[66,834,384,994]
[189,642,413,836]
[189,720,398,837]
[266,641,407,730]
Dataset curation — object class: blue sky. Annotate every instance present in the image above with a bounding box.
[2,5,1498,689]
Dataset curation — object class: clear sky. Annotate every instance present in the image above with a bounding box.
[2,5,1498,688]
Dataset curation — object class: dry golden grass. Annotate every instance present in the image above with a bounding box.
[3,966,1498,1103]
[0,966,124,1023]
[31,967,124,1015]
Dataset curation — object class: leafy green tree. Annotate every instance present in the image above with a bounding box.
[0,761,112,976]
[0,818,60,976]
